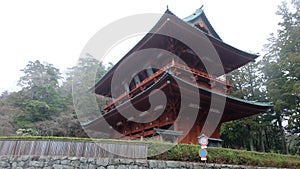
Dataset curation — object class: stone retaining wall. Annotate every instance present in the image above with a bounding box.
[0,156,286,169]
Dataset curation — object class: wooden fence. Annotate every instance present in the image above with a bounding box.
[0,140,147,159]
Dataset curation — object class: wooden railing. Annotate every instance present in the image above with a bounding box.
[170,61,231,87]
[103,67,167,113]
[103,61,231,113]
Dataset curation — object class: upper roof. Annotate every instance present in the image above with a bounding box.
[91,7,259,96]
[182,6,222,40]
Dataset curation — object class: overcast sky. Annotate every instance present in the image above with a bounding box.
[0,0,282,93]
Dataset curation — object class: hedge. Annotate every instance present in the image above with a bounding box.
[148,143,300,169]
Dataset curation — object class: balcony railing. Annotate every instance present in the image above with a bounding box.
[102,61,231,113]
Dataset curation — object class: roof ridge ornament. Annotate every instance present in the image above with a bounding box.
[195,5,204,14]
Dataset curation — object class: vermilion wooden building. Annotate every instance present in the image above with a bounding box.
[83,7,271,144]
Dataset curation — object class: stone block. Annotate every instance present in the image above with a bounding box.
[20,155,30,161]
[166,160,180,168]
[14,167,24,169]
[12,162,17,168]
[117,164,128,169]
[128,164,139,169]
[88,157,95,164]
[157,160,166,168]
[88,163,97,169]
[43,167,52,169]
[68,156,78,161]
[148,160,157,168]
[119,158,134,165]
[17,161,25,167]
[29,160,44,167]
[61,159,71,165]
[80,157,87,163]
[193,162,204,169]
[53,164,65,169]
[96,158,109,166]
[0,161,10,168]
[107,165,115,169]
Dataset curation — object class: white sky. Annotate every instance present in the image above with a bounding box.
[0,0,282,93]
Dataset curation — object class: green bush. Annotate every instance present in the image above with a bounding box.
[148,143,300,169]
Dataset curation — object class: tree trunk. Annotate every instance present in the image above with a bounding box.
[260,129,265,152]
[242,139,246,149]
[277,113,288,154]
[247,125,254,151]
[249,137,254,151]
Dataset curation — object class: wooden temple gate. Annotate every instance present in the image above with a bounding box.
[83,7,271,144]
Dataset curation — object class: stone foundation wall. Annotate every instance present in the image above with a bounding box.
[0,156,286,169]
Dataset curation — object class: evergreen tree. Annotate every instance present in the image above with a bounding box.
[65,54,112,123]
[14,60,63,127]
[221,62,270,152]
[261,0,300,154]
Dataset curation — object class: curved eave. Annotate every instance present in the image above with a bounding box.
[82,72,170,128]
[89,32,155,94]
[171,74,272,108]
[184,79,270,107]
[182,7,204,22]
[83,72,272,129]
[207,35,258,73]
[89,9,175,94]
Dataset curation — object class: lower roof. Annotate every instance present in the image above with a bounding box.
[82,72,272,130]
